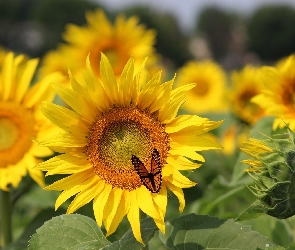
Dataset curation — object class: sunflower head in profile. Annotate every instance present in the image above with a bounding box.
[0,52,63,191]
[39,9,159,85]
[252,55,295,130]
[36,53,223,243]
[229,65,266,125]
[175,60,228,114]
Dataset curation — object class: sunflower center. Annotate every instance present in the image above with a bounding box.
[103,48,120,68]
[90,42,127,76]
[193,79,209,96]
[86,106,170,190]
[0,102,37,168]
[282,80,295,108]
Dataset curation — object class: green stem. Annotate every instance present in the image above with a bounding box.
[0,190,12,247]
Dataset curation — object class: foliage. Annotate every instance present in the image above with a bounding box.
[247,5,295,62]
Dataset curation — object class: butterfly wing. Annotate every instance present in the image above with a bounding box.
[131,149,162,193]
[150,148,162,193]
[131,155,149,178]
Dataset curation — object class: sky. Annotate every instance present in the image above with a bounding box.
[95,0,295,32]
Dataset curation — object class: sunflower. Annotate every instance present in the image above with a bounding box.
[0,52,63,191]
[252,55,295,130]
[229,65,266,125]
[175,60,228,114]
[35,54,223,243]
[39,9,158,84]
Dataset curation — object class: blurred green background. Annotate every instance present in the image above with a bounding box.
[1,0,295,69]
[1,1,295,249]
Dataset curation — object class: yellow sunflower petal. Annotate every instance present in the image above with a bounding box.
[170,136,222,151]
[100,53,120,105]
[38,133,87,148]
[25,155,45,187]
[127,191,143,244]
[44,168,94,191]
[23,72,61,108]
[152,185,167,216]
[163,164,197,188]
[153,217,165,234]
[93,184,112,227]
[119,57,135,106]
[1,52,14,101]
[165,181,185,212]
[8,161,27,189]
[136,186,162,221]
[35,154,90,174]
[85,9,112,35]
[105,189,131,236]
[15,58,39,103]
[165,115,208,133]
[67,179,102,214]
[166,156,201,171]
[132,58,147,104]
[169,146,205,162]
[137,72,162,109]
[158,83,196,123]
[148,77,174,113]
[55,176,99,210]
[40,102,89,136]
[31,143,53,158]
[51,83,97,122]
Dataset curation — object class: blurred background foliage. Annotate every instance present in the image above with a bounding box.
[1,0,295,68]
[1,1,295,249]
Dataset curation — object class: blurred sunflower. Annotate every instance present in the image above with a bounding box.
[39,9,159,84]
[229,65,266,125]
[0,52,62,191]
[252,55,295,130]
[35,54,223,243]
[175,60,228,114]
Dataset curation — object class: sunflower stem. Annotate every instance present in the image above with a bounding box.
[11,177,33,204]
[0,189,12,247]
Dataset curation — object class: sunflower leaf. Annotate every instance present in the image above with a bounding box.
[28,214,110,250]
[102,217,158,250]
[236,200,265,221]
[159,213,282,250]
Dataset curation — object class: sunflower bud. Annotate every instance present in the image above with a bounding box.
[241,129,295,219]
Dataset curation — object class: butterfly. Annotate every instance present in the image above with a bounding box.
[131,148,162,193]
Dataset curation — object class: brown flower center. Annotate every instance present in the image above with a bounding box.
[0,102,37,168]
[193,79,209,96]
[90,42,128,76]
[85,106,170,190]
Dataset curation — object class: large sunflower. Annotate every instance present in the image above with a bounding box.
[229,65,266,125]
[0,52,62,190]
[175,60,228,114]
[39,9,158,84]
[35,54,223,243]
[252,55,295,130]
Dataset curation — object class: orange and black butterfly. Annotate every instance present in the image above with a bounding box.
[131,148,162,193]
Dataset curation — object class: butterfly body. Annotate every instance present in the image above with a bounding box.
[131,148,162,193]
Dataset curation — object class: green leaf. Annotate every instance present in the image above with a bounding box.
[102,217,158,250]
[28,214,110,250]
[236,200,265,221]
[240,216,293,248]
[159,213,280,250]
[3,208,66,250]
